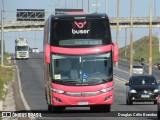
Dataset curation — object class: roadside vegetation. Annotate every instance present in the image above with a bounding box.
[0,52,13,100]
[119,36,160,65]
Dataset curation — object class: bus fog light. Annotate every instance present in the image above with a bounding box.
[104,96,111,101]
[54,97,62,102]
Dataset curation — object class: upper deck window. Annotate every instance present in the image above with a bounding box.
[51,18,112,47]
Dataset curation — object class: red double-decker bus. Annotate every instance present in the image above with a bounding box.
[44,13,118,112]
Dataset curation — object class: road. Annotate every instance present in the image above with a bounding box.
[116,60,160,80]
[15,53,158,120]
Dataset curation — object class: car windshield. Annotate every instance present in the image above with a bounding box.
[130,76,157,85]
[133,65,143,69]
[51,52,113,85]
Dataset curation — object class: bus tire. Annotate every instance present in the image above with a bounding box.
[48,104,53,112]
[53,106,65,113]
[90,105,111,112]
[100,105,111,112]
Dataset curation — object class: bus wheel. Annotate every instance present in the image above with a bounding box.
[48,104,53,112]
[53,106,65,113]
[90,105,111,112]
[100,105,111,112]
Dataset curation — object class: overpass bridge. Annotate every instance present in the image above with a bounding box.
[1,17,160,32]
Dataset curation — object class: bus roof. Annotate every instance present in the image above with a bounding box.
[49,13,109,20]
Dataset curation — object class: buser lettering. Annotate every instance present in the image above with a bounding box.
[72,29,90,34]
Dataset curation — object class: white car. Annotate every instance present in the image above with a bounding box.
[31,48,39,53]
[132,65,144,74]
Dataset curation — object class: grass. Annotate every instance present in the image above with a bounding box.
[0,52,13,100]
[119,36,160,65]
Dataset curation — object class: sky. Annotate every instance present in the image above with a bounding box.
[0,0,160,53]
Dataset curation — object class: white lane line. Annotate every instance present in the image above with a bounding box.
[114,76,128,83]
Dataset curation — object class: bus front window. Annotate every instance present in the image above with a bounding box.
[51,52,112,85]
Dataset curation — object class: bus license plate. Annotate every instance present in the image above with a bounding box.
[78,101,88,105]
[141,94,149,98]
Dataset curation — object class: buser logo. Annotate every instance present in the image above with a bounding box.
[72,21,90,34]
[74,21,86,28]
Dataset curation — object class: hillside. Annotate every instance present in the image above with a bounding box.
[119,36,160,65]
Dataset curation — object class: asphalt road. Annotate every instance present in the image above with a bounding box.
[116,60,160,80]
[15,53,159,120]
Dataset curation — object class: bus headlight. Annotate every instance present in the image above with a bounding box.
[100,87,113,93]
[51,88,65,94]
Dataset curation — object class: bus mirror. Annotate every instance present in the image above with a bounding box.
[113,43,118,62]
[45,44,50,64]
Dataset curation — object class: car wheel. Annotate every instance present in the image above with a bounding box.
[158,105,160,118]
[53,106,65,113]
[126,96,129,105]
[102,105,111,112]
[128,97,133,105]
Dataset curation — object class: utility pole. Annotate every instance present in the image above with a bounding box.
[130,0,133,75]
[159,30,160,52]
[65,0,67,8]
[96,0,98,12]
[125,28,127,57]
[88,0,90,13]
[1,0,4,66]
[35,31,36,48]
[72,0,73,9]
[82,0,83,10]
[105,0,108,13]
[115,0,119,68]
[149,0,153,75]
[77,0,78,8]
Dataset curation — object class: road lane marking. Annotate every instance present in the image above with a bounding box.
[114,67,130,74]
[114,76,128,83]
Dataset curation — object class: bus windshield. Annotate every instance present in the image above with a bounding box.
[51,18,111,47]
[51,52,113,86]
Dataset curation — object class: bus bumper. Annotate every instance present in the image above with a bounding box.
[51,91,114,106]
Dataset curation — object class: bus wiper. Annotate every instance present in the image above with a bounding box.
[87,78,108,82]
[59,79,81,82]
[101,79,109,82]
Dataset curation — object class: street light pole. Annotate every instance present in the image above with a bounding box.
[149,0,153,75]
[130,0,133,75]
[115,0,119,68]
